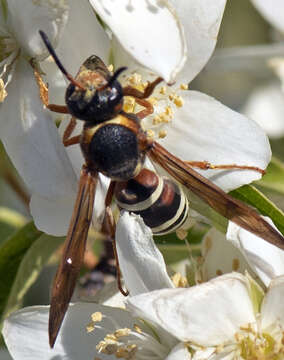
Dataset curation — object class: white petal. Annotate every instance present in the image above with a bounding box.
[158,91,271,192]
[3,303,135,360]
[89,0,186,83]
[202,227,252,280]
[7,0,68,58]
[227,220,284,286]
[127,273,255,346]
[58,0,110,75]
[261,276,284,330]
[242,83,284,139]
[169,0,227,83]
[251,0,284,33]
[165,343,191,360]
[0,58,78,236]
[116,212,174,296]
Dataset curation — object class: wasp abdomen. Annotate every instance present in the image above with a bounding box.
[114,169,189,235]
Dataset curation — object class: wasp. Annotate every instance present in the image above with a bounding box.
[36,31,284,348]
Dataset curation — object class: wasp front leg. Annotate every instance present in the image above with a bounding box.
[123,77,163,99]
[30,59,69,114]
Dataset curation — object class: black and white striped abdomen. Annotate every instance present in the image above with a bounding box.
[114,168,189,235]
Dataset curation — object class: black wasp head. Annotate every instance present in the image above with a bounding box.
[38,31,126,124]
[65,56,127,123]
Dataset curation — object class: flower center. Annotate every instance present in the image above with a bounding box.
[0,26,19,101]
[235,324,284,360]
[87,312,172,360]
[122,71,188,140]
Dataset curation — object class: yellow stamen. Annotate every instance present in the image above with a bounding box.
[86,322,95,333]
[114,328,131,338]
[180,83,188,90]
[171,272,188,288]
[158,130,167,138]
[92,312,103,322]
[159,86,166,95]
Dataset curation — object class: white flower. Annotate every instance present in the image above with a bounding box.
[5,273,284,360]
[2,302,186,360]
[201,218,284,288]
[127,273,284,360]
[226,220,284,286]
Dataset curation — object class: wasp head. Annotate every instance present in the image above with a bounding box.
[65,56,126,123]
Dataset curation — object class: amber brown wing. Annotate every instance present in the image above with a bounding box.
[149,141,284,249]
[49,166,98,348]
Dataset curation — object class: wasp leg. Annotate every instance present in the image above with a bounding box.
[186,161,265,175]
[135,98,154,120]
[31,59,69,114]
[62,116,81,147]
[102,182,129,296]
[123,77,163,99]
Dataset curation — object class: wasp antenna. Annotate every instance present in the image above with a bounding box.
[98,66,127,91]
[108,67,127,86]
[39,30,85,91]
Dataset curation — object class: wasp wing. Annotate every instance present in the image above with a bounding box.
[49,167,97,348]
[149,141,284,249]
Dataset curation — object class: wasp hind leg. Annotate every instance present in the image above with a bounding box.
[102,182,129,296]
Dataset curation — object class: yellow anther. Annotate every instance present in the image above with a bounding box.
[97,340,118,355]
[128,73,142,86]
[133,324,142,334]
[165,106,173,118]
[148,96,158,105]
[173,95,184,107]
[108,64,114,72]
[171,272,188,288]
[92,312,103,322]
[86,322,95,333]
[123,97,136,113]
[232,258,240,271]
[114,328,131,338]
[158,130,167,138]
[159,113,170,123]
[152,115,161,125]
[159,86,167,95]
[147,129,155,138]
[105,334,117,341]
[180,83,188,90]
[0,78,7,102]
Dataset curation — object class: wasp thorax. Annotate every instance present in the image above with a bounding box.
[65,79,124,123]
